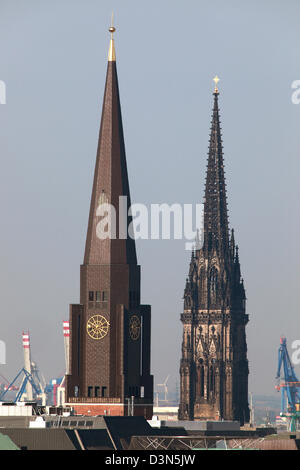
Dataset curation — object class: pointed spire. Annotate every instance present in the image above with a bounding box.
[234,244,242,283]
[83,23,137,265]
[203,77,229,257]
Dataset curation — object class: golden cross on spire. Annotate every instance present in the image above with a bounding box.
[213,75,220,93]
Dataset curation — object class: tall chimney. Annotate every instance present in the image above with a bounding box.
[22,332,33,401]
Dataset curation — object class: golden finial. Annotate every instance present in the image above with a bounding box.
[213,75,220,93]
[108,12,116,62]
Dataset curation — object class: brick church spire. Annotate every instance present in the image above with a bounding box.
[65,25,153,418]
[179,78,249,424]
[84,24,137,266]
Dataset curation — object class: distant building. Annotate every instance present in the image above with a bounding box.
[65,25,153,418]
[152,406,179,422]
[179,81,249,424]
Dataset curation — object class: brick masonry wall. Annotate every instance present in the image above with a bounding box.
[69,403,153,419]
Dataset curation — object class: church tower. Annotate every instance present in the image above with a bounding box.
[65,25,153,418]
[179,78,249,424]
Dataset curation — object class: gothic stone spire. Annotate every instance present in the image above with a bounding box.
[179,80,249,425]
[203,89,229,258]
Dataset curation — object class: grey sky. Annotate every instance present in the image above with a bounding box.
[0,0,299,397]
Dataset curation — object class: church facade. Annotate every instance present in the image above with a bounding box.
[179,82,250,424]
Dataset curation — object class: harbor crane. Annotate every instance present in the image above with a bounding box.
[275,336,300,432]
[0,332,46,404]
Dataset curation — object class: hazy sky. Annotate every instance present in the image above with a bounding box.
[0,0,299,398]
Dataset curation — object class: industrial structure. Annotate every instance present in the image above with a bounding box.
[63,321,70,376]
[0,323,70,408]
[0,332,46,404]
[53,321,70,406]
[22,333,33,401]
[45,321,70,407]
[65,25,153,417]
[156,375,170,403]
[276,336,300,431]
[179,78,249,424]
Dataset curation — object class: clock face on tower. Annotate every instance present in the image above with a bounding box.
[86,314,110,340]
[129,315,141,341]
